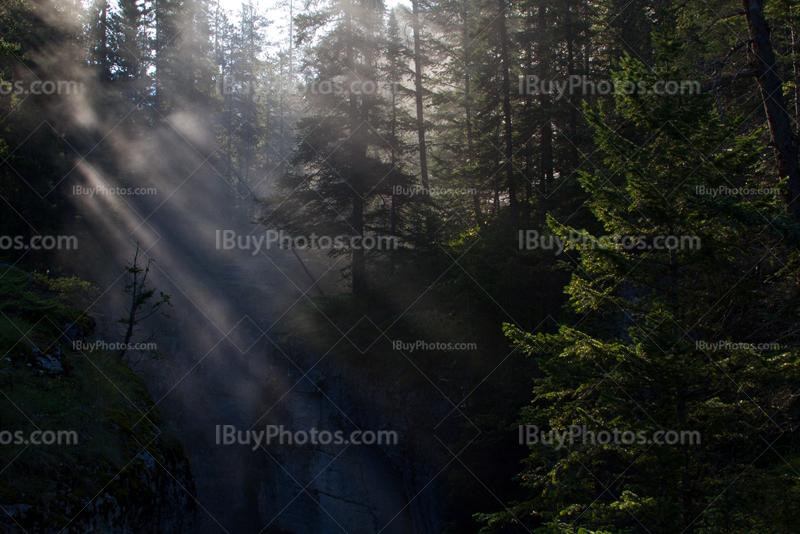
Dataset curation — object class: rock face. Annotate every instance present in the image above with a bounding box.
[1,441,196,534]
[249,383,415,533]
[78,446,197,534]
[0,265,198,534]
[245,348,455,534]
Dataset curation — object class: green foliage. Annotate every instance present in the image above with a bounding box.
[3,0,800,531]
[0,267,95,332]
[481,53,800,534]
[0,267,183,529]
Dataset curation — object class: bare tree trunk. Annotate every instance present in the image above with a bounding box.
[524,6,534,226]
[742,0,800,222]
[791,7,799,122]
[498,0,519,228]
[538,5,553,216]
[494,152,501,213]
[153,0,160,114]
[463,0,484,229]
[100,0,109,81]
[411,0,430,189]
[345,1,366,295]
[566,0,579,171]
[289,0,293,81]
[391,84,398,238]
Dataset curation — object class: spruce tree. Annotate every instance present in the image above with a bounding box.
[479,51,800,534]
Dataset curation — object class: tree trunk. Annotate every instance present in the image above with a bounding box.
[498,0,519,228]
[153,0,160,113]
[538,5,553,214]
[566,0,579,171]
[791,7,799,123]
[119,247,140,360]
[524,6,534,226]
[345,2,366,295]
[100,0,108,81]
[411,0,430,189]
[463,0,484,229]
[742,0,800,223]
[391,84,397,238]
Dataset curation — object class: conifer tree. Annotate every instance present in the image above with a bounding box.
[259,0,417,294]
[480,52,800,534]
